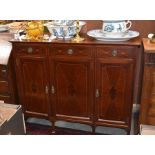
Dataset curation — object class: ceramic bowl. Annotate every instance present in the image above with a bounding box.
[44,21,86,39]
[52,20,75,26]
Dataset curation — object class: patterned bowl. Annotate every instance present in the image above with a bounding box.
[44,21,86,40]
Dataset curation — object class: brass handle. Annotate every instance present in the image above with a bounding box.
[112,50,118,56]
[27,47,33,53]
[67,49,74,55]
[96,89,100,98]
[51,85,55,94]
[45,86,49,94]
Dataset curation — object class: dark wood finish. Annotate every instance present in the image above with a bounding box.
[12,43,50,118]
[11,36,142,134]
[49,45,94,124]
[95,46,135,132]
[140,38,155,125]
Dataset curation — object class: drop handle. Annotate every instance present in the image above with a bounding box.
[112,50,118,56]
[67,49,74,55]
[45,86,49,94]
[51,85,55,94]
[27,47,33,53]
[96,89,100,98]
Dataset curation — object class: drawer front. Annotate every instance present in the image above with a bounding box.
[13,44,46,56]
[0,81,9,94]
[51,46,93,58]
[0,95,11,103]
[96,46,135,59]
[0,65,8,80]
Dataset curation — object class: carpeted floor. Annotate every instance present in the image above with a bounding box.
[26,122,99,135]
[25,119,128,135]
[25,104,139,135]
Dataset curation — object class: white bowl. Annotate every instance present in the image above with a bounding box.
[44,21,86,39]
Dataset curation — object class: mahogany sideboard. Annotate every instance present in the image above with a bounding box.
[9,36,142,134]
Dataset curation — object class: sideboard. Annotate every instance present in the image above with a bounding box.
[10,36,142,134]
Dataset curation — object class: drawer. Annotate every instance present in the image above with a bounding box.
[0,81,9,94]
[13,44,46,56]
[96,46,135,59]
[0,65,8,80]
[51,46,93,58]
[0,95,11,103]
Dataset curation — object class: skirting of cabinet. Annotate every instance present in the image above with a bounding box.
[95,121,129,130]
[55,115,93,124]
[24,111,49,119]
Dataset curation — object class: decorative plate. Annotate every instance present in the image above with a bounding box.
[87,29,140,41]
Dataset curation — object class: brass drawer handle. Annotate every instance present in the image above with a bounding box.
[27,47,33,53]
[112,50,118,56]
[67,49,74,55]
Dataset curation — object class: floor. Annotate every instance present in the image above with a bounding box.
[26,104,140,135]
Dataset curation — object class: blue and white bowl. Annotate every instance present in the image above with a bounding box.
[44,21,86,40]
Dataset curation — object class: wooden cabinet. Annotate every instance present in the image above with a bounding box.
[13,43,50,118]
[140,38,155,125]
[12,38,142,134]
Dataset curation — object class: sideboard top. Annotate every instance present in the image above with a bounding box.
[10,34,142,47]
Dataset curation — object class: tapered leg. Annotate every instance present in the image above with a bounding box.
[92,124,96,135]
[126,129,131,135]
[51,121,56,134]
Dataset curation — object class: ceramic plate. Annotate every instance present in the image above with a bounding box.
[87,29,140,41]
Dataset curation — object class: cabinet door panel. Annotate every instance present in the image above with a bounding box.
[52,59,94,122]
[15,57,50,117]
[95,58,134,126]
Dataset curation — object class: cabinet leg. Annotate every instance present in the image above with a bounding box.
[92,125,96,135]
[126,129,130,135]
[51,121,56,134]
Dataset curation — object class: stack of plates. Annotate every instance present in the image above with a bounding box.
[87,29,140,42]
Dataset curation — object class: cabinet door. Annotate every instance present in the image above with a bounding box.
[15,56,50,118]
[95,58,134,128]
[51,58,94,123]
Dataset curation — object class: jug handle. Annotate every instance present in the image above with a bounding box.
[126,20,132,31]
